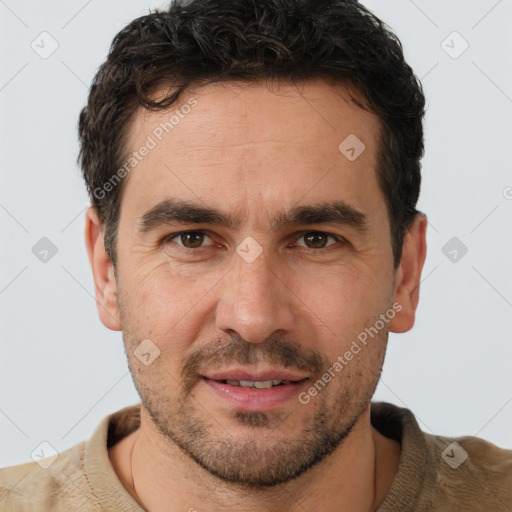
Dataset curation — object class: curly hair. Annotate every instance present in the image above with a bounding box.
[78,0,425,268]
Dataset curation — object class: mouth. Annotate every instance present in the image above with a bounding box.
[212,378,305,389]
[202,368,309,383]
[200,369,310,411]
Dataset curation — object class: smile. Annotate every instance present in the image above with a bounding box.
[201,376,310,412]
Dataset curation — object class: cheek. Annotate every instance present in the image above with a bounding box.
[124,257,195,312]
[116,261,171,351]
[292,262,391,335]
[120,259,219,354]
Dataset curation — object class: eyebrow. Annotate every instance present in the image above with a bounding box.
[137,199,369,234]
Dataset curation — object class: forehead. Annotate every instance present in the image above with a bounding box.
[127,79,378,151]
[120,79,385,230]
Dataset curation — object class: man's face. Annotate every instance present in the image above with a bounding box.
[113,80,398,487]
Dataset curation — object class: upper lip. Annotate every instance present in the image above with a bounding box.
[202,368,309,382]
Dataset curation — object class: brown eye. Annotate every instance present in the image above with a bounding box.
[163,230,217,254]
[179,231,205,248]
[302,232,332,249]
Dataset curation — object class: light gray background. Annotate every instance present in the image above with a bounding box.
[1,0,511,467]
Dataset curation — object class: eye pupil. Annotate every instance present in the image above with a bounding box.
[181,231,204,248]
[305,232,327,248]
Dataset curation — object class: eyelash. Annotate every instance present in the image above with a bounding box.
[161,230,348,255]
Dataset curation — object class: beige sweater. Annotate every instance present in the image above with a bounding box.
[1,402,511,511]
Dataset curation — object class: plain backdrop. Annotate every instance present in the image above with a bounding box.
[1,0,511,467]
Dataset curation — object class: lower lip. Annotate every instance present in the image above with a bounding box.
[202,377,309,411]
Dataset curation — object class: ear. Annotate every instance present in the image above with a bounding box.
[389,213,427,333]
[84,206,122,331]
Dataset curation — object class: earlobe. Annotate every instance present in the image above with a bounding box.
[389,213,427,334]
[84,206,122,331]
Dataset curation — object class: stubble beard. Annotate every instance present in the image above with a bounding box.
[126,337,386,488]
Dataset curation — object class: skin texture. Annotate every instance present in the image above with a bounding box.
[85,79,427,511]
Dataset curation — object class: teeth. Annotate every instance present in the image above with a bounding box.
[224,379,291,388]
[253,380,275,389]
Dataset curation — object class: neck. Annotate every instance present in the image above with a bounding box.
[109,406,400,512]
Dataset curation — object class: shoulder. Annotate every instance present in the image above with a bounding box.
[371,402,512,511]
[0,441,101,512]
[0,404,141,512]
[424,431,512,508]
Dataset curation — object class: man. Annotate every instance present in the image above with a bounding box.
[1,0,511,510]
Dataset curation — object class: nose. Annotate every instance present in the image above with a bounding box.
[215,248,296,344]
